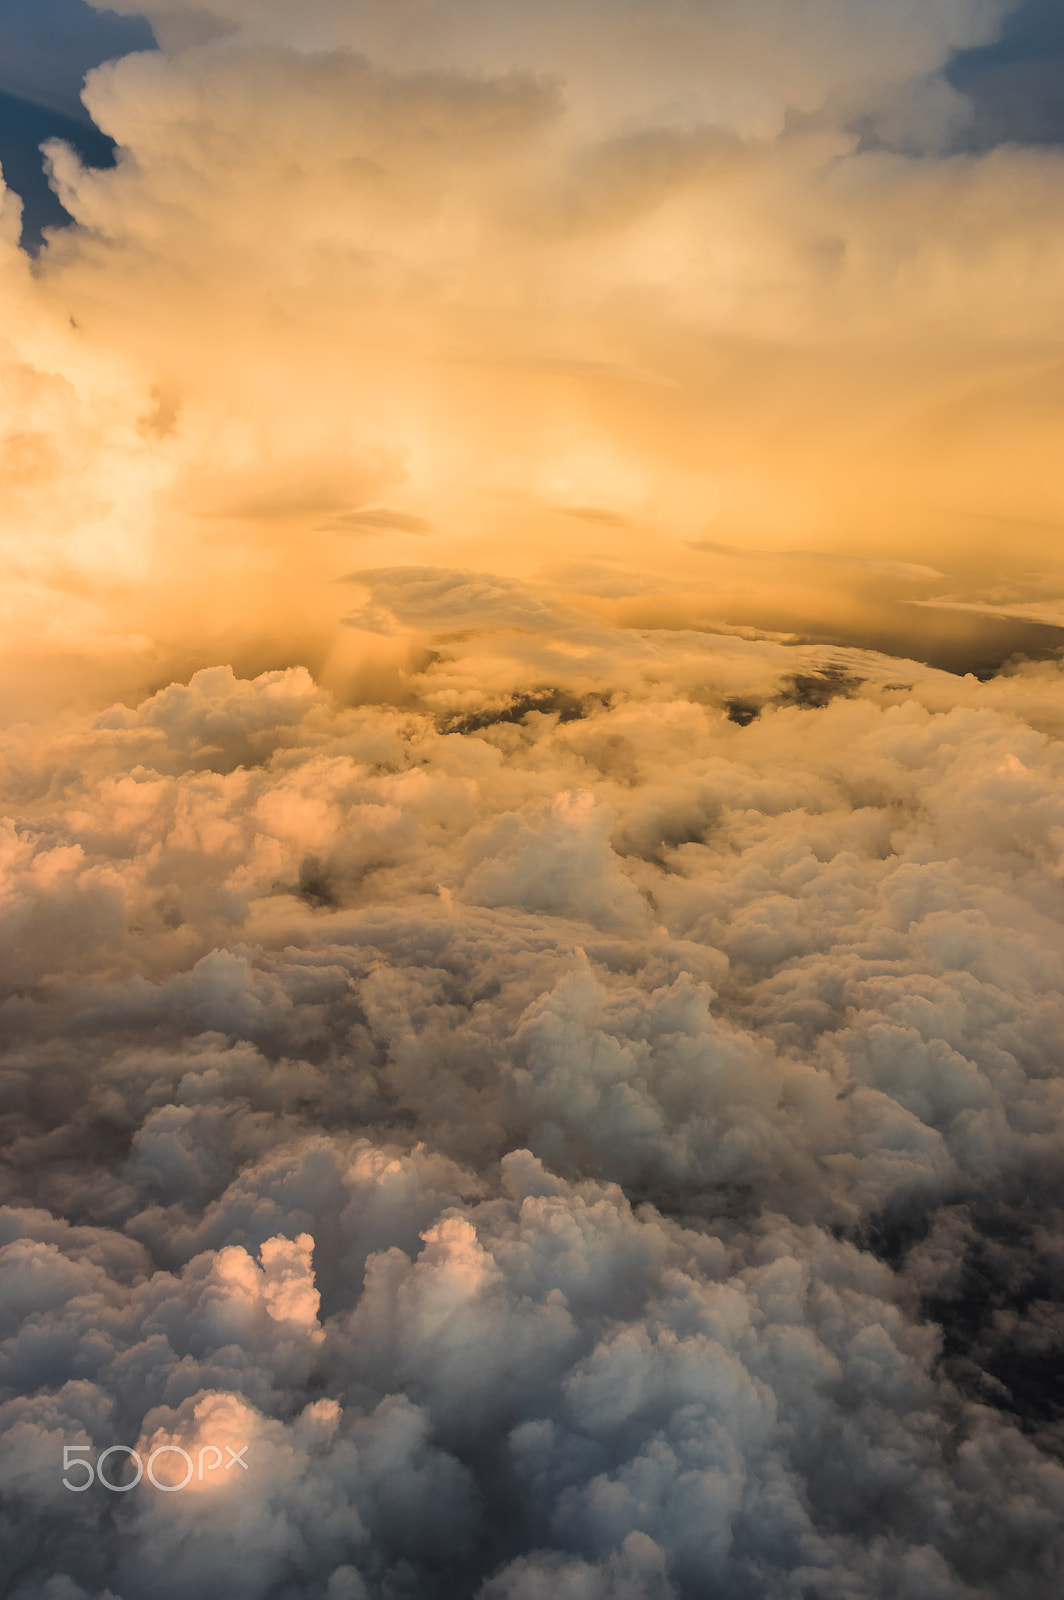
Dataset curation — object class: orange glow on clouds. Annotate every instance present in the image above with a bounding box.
[4,15,1064,1589]
[0,0,1062,717]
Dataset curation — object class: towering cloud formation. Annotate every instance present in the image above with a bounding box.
[1,1,1063,1597]
[0,0,1060,710]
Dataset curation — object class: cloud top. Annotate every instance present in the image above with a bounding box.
[2,647,1063,1595]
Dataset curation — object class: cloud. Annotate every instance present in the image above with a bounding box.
[91,0,1011,140]
[325,509,436,537]
[2,648,1063,1595]
[0,0,1057,709]
[1,2,1064,1596]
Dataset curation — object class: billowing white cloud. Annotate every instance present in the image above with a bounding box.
[92,0,1008,140]
[2,634,1062,1596]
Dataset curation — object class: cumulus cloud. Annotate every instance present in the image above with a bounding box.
[2,638,1063,1596]
[0,0,1058,710]
[90,0,1009,137]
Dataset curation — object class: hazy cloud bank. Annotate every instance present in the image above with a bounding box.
[0,0,1063,708]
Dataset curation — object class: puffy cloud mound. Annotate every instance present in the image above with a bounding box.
[2,645,1062,1598]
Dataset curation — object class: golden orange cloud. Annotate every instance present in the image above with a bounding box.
[0,0,1061,719]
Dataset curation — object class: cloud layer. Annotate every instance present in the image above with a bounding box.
[2,641,1063,1596]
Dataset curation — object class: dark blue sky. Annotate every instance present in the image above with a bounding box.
[947,0,1064,146]
[0,0,154,249]
[0,0,1061,251]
